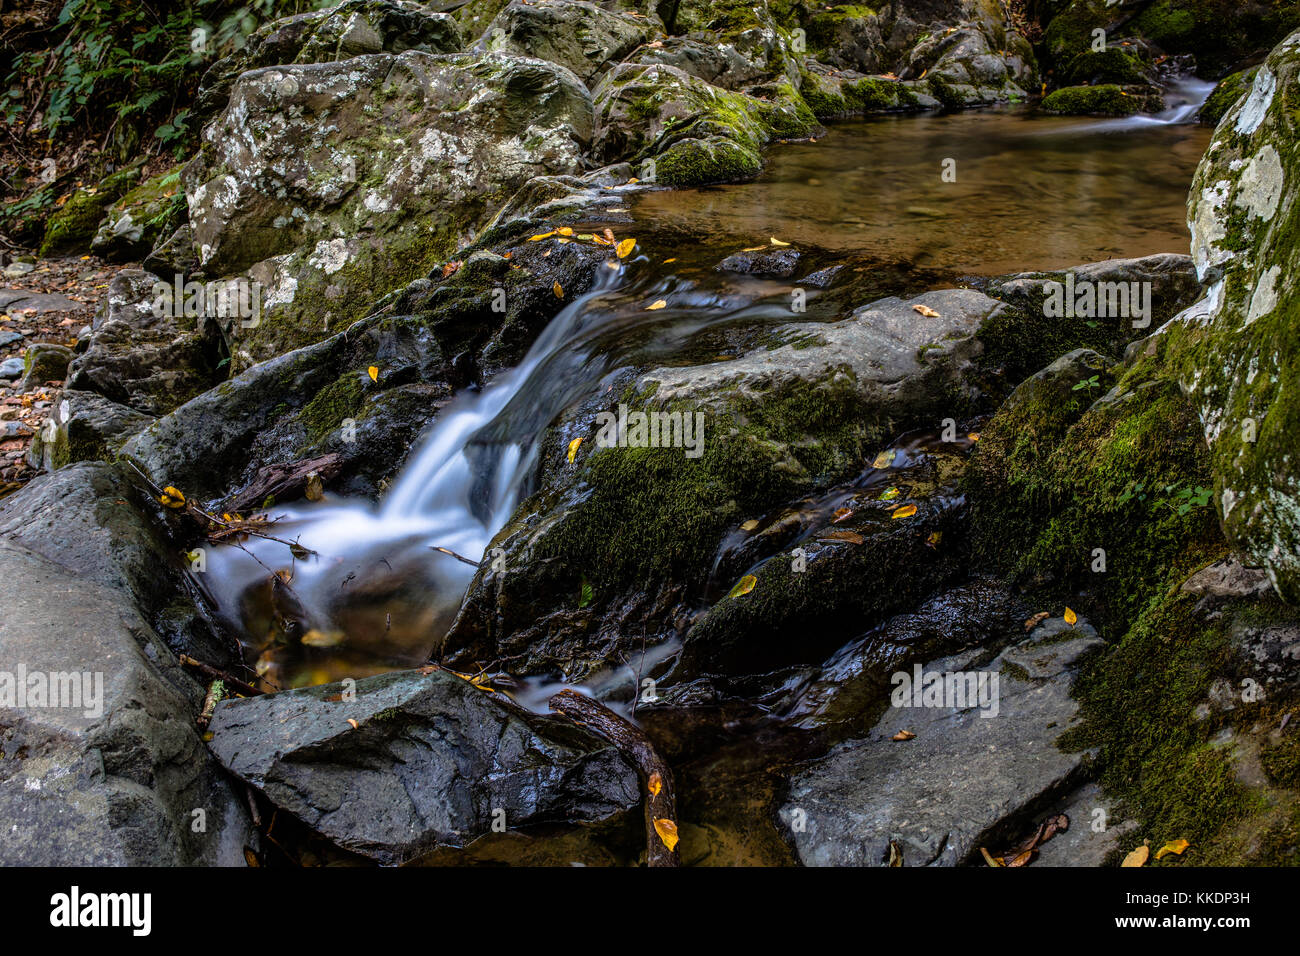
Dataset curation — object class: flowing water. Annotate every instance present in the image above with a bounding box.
[200,93,1213,695]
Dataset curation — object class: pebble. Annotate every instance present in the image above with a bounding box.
[1,421,32,439]
[2,262,35,279]
[0,358,24,379]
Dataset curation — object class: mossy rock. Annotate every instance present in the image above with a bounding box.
[1040,83,1164,115]
[91,166,187,262]
[1199,66,1258,126]
[1059,47,1155,86]
[38,166,140,256]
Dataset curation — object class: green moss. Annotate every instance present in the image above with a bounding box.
[297,371,366,443]
[1041,84,1148,116]
[1200,67,1258,126]
[656,137,762,187]
[38,166,141,255]
[1262,734,1300,788]
[1060,48,1151,86]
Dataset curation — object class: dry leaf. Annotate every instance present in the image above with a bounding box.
[740,519,760,531]
[648,772,663,797]
[1024,611,1050,632]
[769,237,790,246]
[528,231,554,241]
[913,304,941,318]
[557,227,574,236]
[926,530,942,548]
[1007,849,1035,867]
[1064,607,1078,627]
[892,730,916,741]
[888,840,903,867]
[728,574,758,598]
[567,436,583,464]
[663,257,678,263]
[1155,838,1190,860]
[967,432,980,442]
[891,504,918,519]
[980,847,1005,867]
[653,818,679,852]
[833,506,854,523]
[301,629,344,648]
[367,365,379,382]
[304,472,324,501]
[646,299,667,310]
[616,238,636,258]
[1121,844,1149,868]
[346,718,359,730]
[553,281,564,298]
[159,486,186,509]
[823,530,865,544]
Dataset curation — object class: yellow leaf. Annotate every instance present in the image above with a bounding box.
[1156,838,1190,860]
[646,299,668,311]
[528,231,554,241]
[301,629,344,648]
[553,281,564,298]
[653,818,679,852]
[367,365,379,382]
[616,238,636,258]
[728,574,757,598]
[648,772,663,797]
[926,530,942,548]
[663,257,678,263]
[740,519,760,531]
[880,486,901,500]
[346,718,359,730]
[967,432,980,442]
[159,486,186,509]
[769,237,790,246]
[872,449,896,469]
[891,504,918,519]
[557,227,574,236]
[913,304,941,318]
[980,847,1005,868]
[567,436,583,464]
[892,730,916,741]
[1121,844,1149,867]
[1064,607,1078,627]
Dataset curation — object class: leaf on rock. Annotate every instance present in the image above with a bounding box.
[578,576,594,609]
[159,486,186,509]
[769,237,790,246]
[646,299,667,310]
[346,718,359,730]
[567,436,583,464]
[1155,839,1190,860]
[892,730,916,741]
[1121,844,1149,868]
[823,530,865,544]
[832,506,853,523]
[304,472,324,501]
[980,847,1005,867]
[616,238,636,259]
[1064,607,1078,627]
[653,818,679,852]
[553,281,564,298]
[872,449,896,469]
[367,365,379,382]
[528,231,554,241]
[728,574,757,598]
[912,304,941,318]
[888,840,903,867]
[648,772,663,797]
[1024,611,1049,631]
[891,504,918,519]
[741,519,760,531]
[880,486,901,501]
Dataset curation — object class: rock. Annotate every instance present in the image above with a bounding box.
[480,0,657,85]
[1059,47,1157,86]
[0,330,21,348]
[0,288,84,313]
[26,390,154,473]
[590,63,816,187]
[1160,29,1300,601]
[1,421,32,439]
[779,617,1102,866]
[65,269,219,416]
[716,247,800,277]
[1028,782,1136,866]
[0,358,23,379]
[206,667,639,863]
[1182,555,1274,601]
[2,262,34,278]
[1041,83,1166,115]
[1200,66,1258,125]
[37,167,140,257]
[192,0,463,119]
[0,463,252,864]
[18,343,73,390]
[443,289,1025,681]
[90,166,186,262]
[143,224,199,278]
[186,50,593,365]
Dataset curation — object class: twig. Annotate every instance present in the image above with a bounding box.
[548,689,680,867]
[430,545,479,566]
[179,654,262,698]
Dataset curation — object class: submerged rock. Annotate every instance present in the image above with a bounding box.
[207,667,639,863]
[779,616,1102,866]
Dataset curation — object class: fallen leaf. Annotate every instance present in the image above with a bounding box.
[304,472,324,501]
[880,486,901,501]
[653,818,679,852]
[648,772,663,797]
[1155,838,1190,860]
[823,530,865,544]
[553,281,564,298]
[728,574,757,598]
[891,504,918,519]
[832,506,853,523]
[872,449,897,469]
[740,519,760,531]
[646,299,667,310]
[663,257,678,263]
[528,231,554,241]
[567,436,583,464]
[888,840,903,867]
[367,365,379,382]
[159,486,186,509]
[1008,849,1035,867]
[301,629,344,648]
[967,432,980,442]
[892,730,916,741]
[980,847,1005,867]
[346,718,359,730]
[1121,844,1149,868]
[1024,611,1050,632]
[926,530,942,548]
[1064,607,1078,627]
[557,227,574,236]
[913,304,941,318]
[769,237,790,246]
[616,238,636,258]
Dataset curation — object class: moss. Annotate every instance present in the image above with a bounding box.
[926,75,967,110]
[656,136,762,187]
[297,371,366,443]
[1059,48,1151,86]
[38,166,140,255]
[1262,734,1300,788]
[1200,67,1258,126]
[1041,84,1149,116]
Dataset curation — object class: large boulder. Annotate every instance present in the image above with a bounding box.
[185,50,594,365]
[207,667,639,863]
[1160,29,1300,602]
[480,0,658,85]
[0,463,251,864]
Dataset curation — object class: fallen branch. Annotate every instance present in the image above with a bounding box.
[548,689,680,867]
[430,545,479,567]
[179,654,262,699]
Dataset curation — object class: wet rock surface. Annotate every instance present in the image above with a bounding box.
[207,667,639,863]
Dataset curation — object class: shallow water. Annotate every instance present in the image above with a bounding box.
[634,106,1212,275]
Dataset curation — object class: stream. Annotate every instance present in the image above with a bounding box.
[197,93,1213,701]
